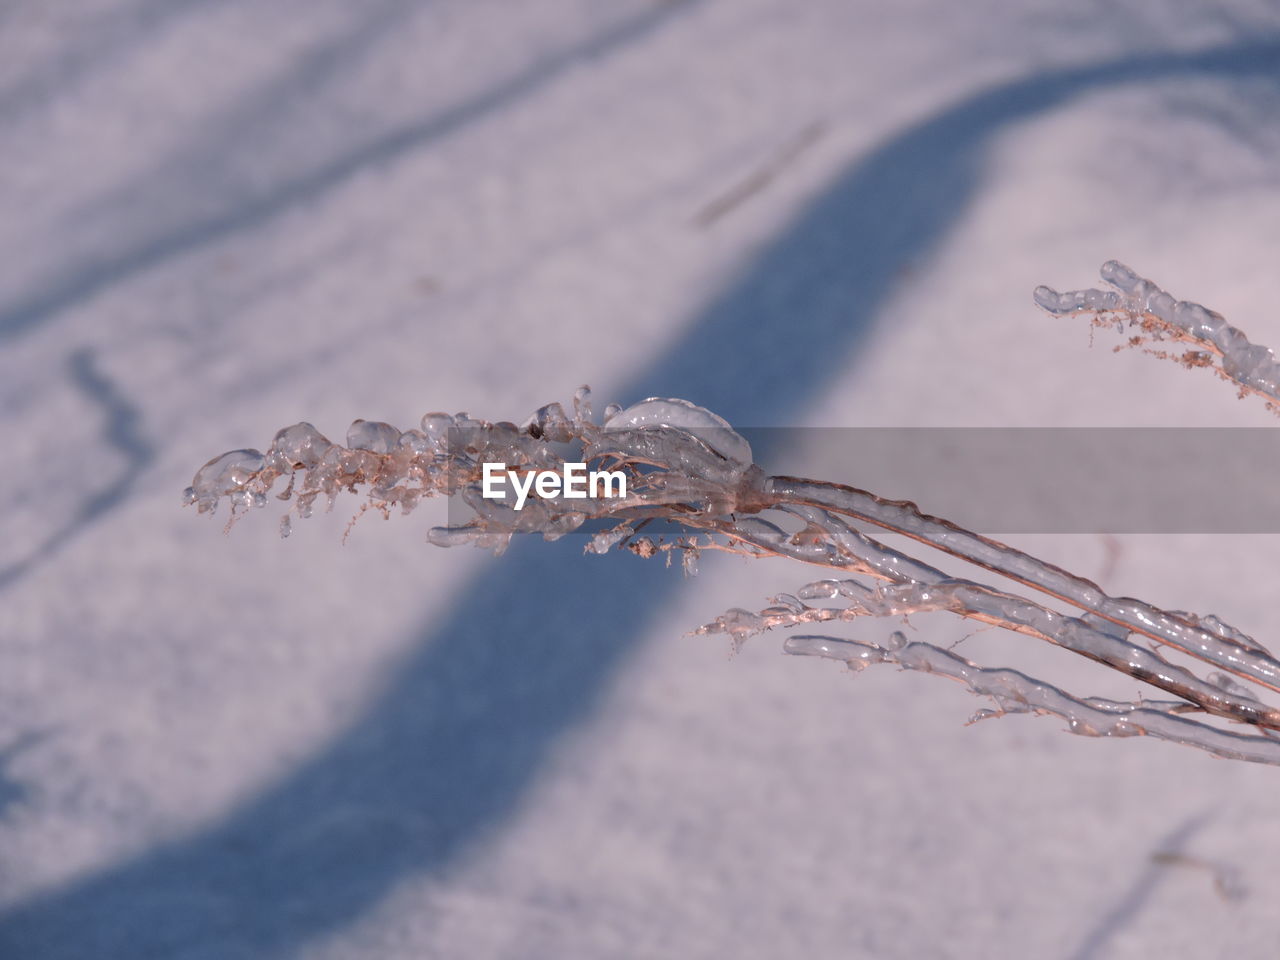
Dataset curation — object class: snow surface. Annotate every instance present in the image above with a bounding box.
[3,1,1280,957]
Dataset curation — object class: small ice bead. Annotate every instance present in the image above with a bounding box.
[798,579,842,600]
[346,419,401,454]
[279,515,292,539]
[182,486,197,506]
[270,422,331,469]
[587,523,631,554]
[192,449,265,498]
[1100,260,1141,293]
[604,397,753,469]
[884,630,908,651]
[398,429,433,455]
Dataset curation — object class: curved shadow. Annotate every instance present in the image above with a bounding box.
[0,0,705,344]
[0,349,154,591]
[3,38,1279,960]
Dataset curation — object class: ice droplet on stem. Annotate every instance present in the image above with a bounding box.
[346,420,401,454]
[268,422,332,470]
[190,449,265,510]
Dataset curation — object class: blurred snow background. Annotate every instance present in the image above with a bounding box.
[2,1,1280,957]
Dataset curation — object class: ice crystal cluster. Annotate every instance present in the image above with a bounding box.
[186,263,1280,766]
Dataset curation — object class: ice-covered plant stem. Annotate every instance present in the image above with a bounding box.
[1035,260,1280,409]
[186,264,1280,765]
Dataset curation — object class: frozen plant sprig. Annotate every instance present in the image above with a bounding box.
[1035,260,1280,412]
[186,264,1280,764]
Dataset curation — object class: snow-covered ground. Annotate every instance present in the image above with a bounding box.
[3,2,1280,957]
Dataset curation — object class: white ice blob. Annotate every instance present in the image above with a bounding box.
[603,397,753,471]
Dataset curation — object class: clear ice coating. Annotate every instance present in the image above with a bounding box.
[346,419,401,454]
[601,397,753,480]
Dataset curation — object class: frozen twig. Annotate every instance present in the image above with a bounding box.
[184,263,1280,765]
[783,633,1280,765]
[1035,260,1280,413]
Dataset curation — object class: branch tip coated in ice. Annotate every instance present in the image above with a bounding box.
[185,264,1280,766]
[1034,260,1280,411]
